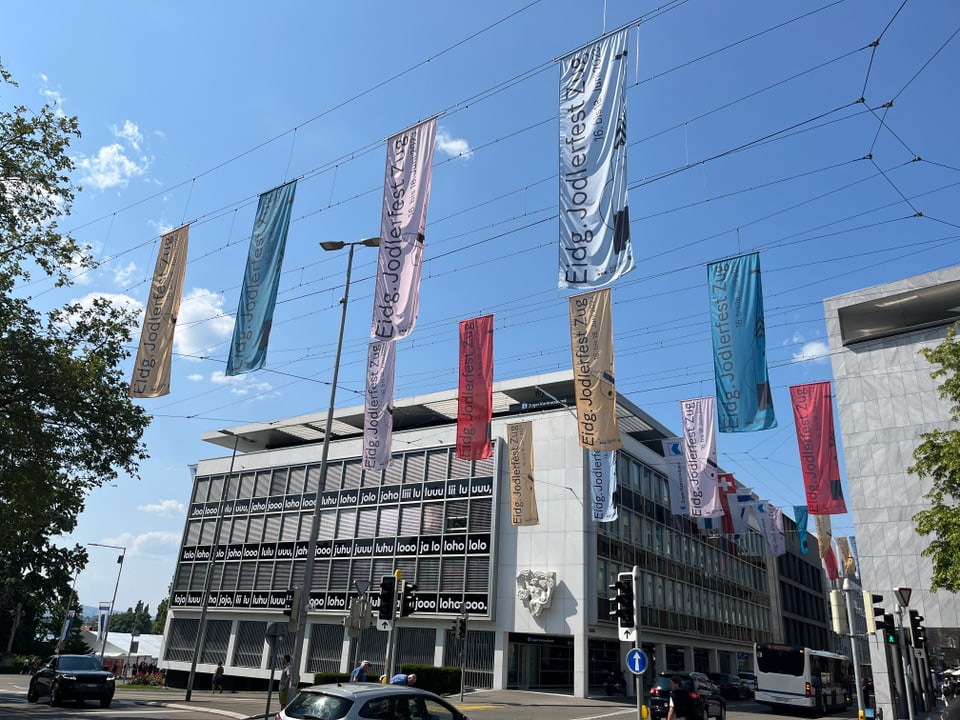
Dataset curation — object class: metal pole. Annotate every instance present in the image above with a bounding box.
[265,641,277,720]
[384,569,401,680]
[289,243,360,687]
[459,613,467,703]
[185,432,240,701]
[843,581,865,714]
[91,545,125,668]
[898,608,916,720]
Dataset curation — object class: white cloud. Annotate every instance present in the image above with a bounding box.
[187,373,204,382]
[113,120,143,153]
[65,292,141,330]
[77,121,151,191]
[113,261,139,287]
[175,288,235,360]
[792,340,830,364]
[138,499,185,516]
[95,530,181,558]
[209,370,275,397]
[436,129,472,159]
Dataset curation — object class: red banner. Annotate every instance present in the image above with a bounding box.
[456,315,494,460]
[716,473,737,536]
[789,382,847,515]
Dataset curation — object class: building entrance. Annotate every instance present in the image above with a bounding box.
[507,633,574,690]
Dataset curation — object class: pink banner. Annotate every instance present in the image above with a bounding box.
[456,315,494,460]
[789,382,847,515]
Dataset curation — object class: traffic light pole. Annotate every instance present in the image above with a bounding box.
[842,580,865,715]
[897,607,916,720]
[383,570,400,680]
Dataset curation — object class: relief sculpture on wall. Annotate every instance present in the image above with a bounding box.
[516,570,557,617]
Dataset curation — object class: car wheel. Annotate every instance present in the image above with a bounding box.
[715,702,726,720]
[27,683,38,703]
[100,696,112,708]
[50,682,62,706]
[702,704,710,720]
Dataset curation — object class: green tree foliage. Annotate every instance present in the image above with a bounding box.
[151,595,169,635]
[108,600,153,635]
[0,58,150,653]
[911,322,960,592]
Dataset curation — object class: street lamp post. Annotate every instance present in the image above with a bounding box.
[288,236,378,687]
[88,543,126,668]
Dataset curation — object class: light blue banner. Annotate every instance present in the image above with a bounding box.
[794,504,809,554]
[227,180,297,375]
[708,252,777,432]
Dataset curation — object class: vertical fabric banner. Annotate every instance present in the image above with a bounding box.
[815,513,839,580]
[507,421,539,526]
[456,315,494,460]
[769,504,786,556]
[680,397,723,518]
[790,382,848,514]
[589,450,618,522]
[58,609,76,651]
[848,536,860,576]
[569,288,622,450]
[793,505,810,554]
[707,252,776,432]
[836,537,857,576]
[226,180,297,375]
[662,438,689,516]
[98,602,112,641]
[129,224,190,397]
[371,117,438,341]
[732,493,753,538]
[558,28,633,289]
[716,473,738,535]
[362,340,396,471]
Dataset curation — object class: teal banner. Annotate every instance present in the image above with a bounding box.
[793,504,809,554]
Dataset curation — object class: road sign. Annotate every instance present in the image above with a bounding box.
[266,622,288,643]
[895,587,912,608]
[377,618,394,632]
[626,648,648,675]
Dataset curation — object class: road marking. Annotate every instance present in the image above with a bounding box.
[568,710,636,720]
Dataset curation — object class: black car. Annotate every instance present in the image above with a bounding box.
[737,671,758,696]
[27,654,116,707]
[708,672,751,700]
[649,672,725,720]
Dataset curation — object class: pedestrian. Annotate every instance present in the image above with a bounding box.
[278,655,292,706]
[212,662,225,693]
[666,675,691,720]
[390,672,416,686]
[351,659,373,682]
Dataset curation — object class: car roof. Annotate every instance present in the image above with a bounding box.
[299,683,439,701]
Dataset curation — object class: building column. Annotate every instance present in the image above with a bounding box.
[655,643,667,676]
[683,646,694,671]
[708,647,719,673]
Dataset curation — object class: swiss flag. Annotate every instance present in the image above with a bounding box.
[717,473,738,536]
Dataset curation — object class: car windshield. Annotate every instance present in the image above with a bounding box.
[58,656,103,671]
[284,691,353,720]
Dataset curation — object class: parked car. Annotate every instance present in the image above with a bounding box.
[26,654,115,707]
[708,672,751,700]
[277,682,470,720]
[737,671,758,695]
[649,671,726,720]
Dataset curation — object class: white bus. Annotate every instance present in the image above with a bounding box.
[755,643,853,714]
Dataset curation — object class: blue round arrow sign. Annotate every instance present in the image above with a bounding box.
[626,648,648,675]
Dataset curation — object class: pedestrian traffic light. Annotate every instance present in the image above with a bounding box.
[283,586,303,631]
[883,613,896,644]
[399,580,417,617]
[908,609,926,647]
[378,575,396,620]
[608,571,636,630]
[863,592,885,634]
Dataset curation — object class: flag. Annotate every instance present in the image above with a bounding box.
[456,315,493,460]
[793,504,810,554]
[569,288,621,450]
[733,493,754,537]
[507,421,539,526]
[680,397,723,518]
[98,602,112,641]
[226,180,297,375]
[558,28,633,289]
[716,473,738,535]
[58,609,76,651]
[815,514,840,580]
[662,438,689,516]
[589,450,618,522]
[371,117,438,341]
[362,340,396,471]
[790,382,847,514]
[769,504,786,556]
[707,252,776,432]
[129,224,190,397]
[837,536,857,576]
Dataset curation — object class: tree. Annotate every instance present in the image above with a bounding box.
[108,601,152,635]
[910,321,960,592]
[0,58,150,655]
[151,594,169,635]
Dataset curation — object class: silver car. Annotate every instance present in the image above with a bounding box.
[277,682,469,720]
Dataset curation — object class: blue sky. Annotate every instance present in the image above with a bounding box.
[2,0,957,614]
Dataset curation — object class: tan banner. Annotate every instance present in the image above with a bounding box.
[129,225,190,397]
[836,536,856,576]
[815,513,839,580]
[568,288,621,450]
[507,422,539,526]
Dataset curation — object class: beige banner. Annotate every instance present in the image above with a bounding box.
[836,536,856,576]
[129,225,190,398]
[507,421,539,526]
[568,288,622,450]
[814,513,833,556]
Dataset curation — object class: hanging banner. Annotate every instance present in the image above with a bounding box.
[707,252,776,432]
[569,288,622,450]
[716,473,738,535]
[58,609,76,651]
[558,28,633,289]
[589,450,618,522]
[732,493,753,538]
[836,536,857,576]
[769,504,786,557]
[129,224,190,397]
[362,339,396,471]
[680,397,723,518]
[848,536,860,576]
[456,315,494,460]
[815,514,839,580]
[790,382,847,514]
[226,180,297,375]
[371,117,438,341]
[662,438,689,516]
[793,505,810,554]
[507,421,539,526]
[97,602,112,642]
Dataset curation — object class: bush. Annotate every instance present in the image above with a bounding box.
[399,664,461,696]
[312,671,351,685]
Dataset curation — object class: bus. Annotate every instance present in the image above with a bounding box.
[755,643,853,714]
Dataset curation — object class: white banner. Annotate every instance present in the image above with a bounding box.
[680,397,723,518]
[558,28,634,289]
[371,117,438,341]
[661,438,689,516]
[768,503,786,556]
[97,602,112,642]
[589,450,618,522]
[362,339,396,471]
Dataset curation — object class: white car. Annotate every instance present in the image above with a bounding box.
[277,682,469,720]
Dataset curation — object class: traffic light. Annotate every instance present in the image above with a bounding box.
[863,592,885,634]
[909,609,926,647]
[883,613,897,644]
[378,575,397,620]
[451,617,467,640]
[283,586,303,631]
[608,571,635,630]
[830,590,850,635]
[399,580,417,617]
